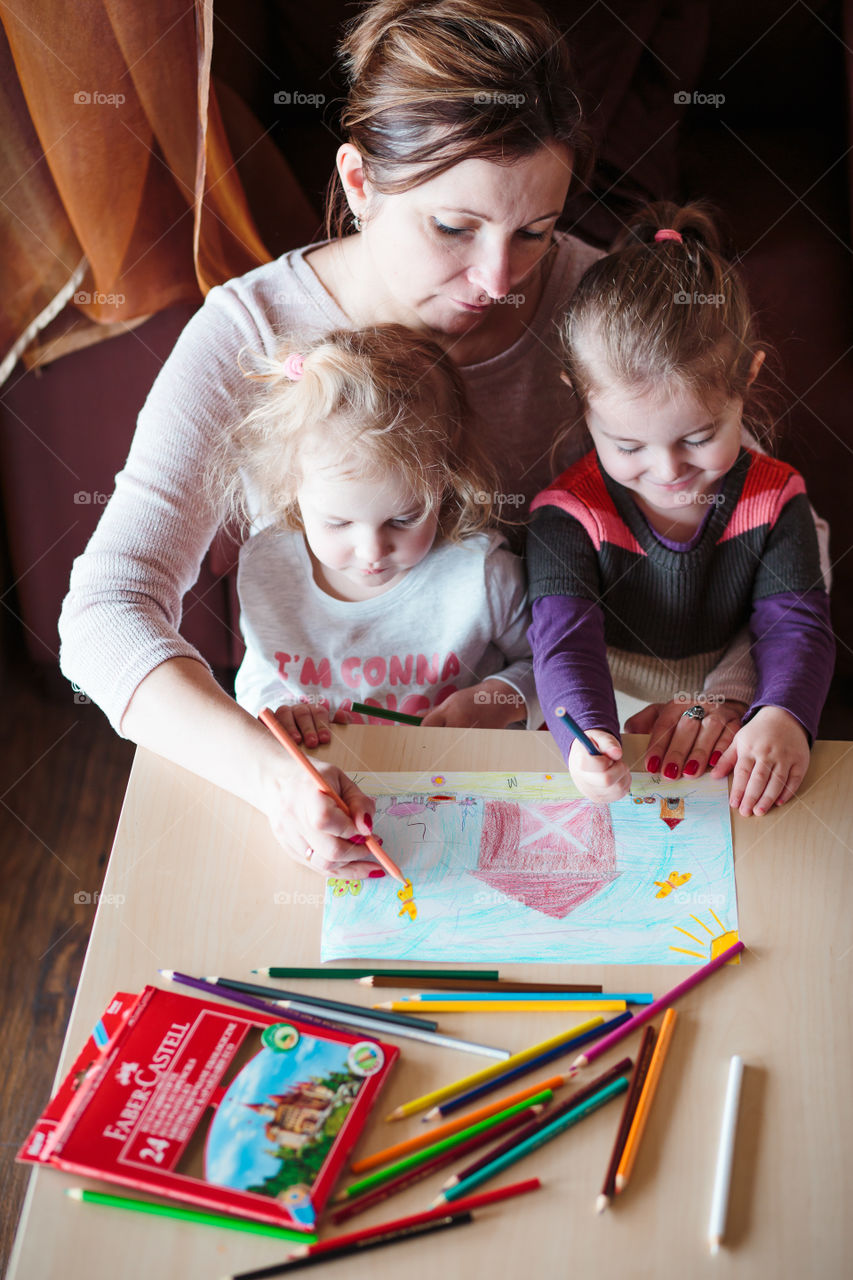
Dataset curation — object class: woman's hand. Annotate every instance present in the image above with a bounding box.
[568,731,631,804]
[624,699,746,779]
[420,680,526,729]
[261,756,383,879]
[711,706,810,816]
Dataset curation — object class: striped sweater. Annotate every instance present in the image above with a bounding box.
[526,448,834,755]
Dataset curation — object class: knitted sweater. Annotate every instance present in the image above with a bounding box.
[527,449,835,755]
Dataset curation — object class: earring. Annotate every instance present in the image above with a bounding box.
[352,213,362,232]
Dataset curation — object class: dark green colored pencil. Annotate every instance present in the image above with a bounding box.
[350,702,423,725]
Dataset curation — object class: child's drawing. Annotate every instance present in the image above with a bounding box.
[321,771,738,965]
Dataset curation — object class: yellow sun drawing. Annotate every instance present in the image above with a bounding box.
[670,909,740,962]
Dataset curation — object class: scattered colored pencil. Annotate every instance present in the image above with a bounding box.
[314,1180,541,1255]
[331,1107,543,1223]
[351,1077,569,1174]
[205,975,436,1031]
[596,1025,657,1213]
[708,1055,745,1254]
[256,968,500,980]
[258,706,405,882]
[615,1008,678,1193]
[339,1091,552,1199]
[350,702,423,725]
[429,1013,632,1119]
[357,976,603,993]
[570,941,745,1072]
[554,705,601,756]
[444,1058,633,1189]
[388,1017,604,1121]
[394,991,652,1003]
[66,1188,315,1243]
[377,999,627,1013]
[432,1075,629,1206]
[159,971,508,1061]
[227,1213,473,1278]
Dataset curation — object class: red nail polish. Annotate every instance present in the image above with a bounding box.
[684,759,699,776]
[363,814,373,830]
[664,762,679,779]
[709,750,721,767]
[647,756,661,772]
[368,869,386,878]
[349,834,367,845]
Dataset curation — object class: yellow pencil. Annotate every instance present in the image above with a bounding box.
[386,1017,604,1120]
[376,1000,627,1013]
[614,1008,678,1193]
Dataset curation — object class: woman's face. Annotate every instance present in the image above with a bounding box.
[346,145,572,337]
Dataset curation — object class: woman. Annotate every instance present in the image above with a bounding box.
[59,0,763,879]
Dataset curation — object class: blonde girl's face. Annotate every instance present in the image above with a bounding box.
[584,377,744,533]
[297,450,440,602]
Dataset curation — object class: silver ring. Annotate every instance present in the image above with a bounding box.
[682,705,705,721]
[305,847,314,862]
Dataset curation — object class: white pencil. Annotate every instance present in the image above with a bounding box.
[708,1055,744,1255]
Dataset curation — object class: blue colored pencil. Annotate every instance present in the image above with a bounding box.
[554,705,601,756]
[400,992,653,1005]
[426,1012,632,1119]
[431,1076,629,1205]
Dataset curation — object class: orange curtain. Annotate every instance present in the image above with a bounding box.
[0,0,318,383]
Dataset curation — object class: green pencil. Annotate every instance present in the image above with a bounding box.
[350,702,423,725]
[338,1089,554,1199]
[66,1188,317,1243]
[253,968,500,980]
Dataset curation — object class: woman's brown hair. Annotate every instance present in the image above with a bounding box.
[325,0,591,236]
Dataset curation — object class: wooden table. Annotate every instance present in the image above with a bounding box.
[8,729,853,1279]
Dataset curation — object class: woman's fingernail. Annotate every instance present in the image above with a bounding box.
[684,759,699,775]
[647,756,661,772]
[709,750,722,767]
[368,869,386,878]
[363,814,373,830]
[664,762,679,779]
[349,834,367,845]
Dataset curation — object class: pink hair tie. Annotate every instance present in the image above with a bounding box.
[282,352,304,380]
[654,228,683,244]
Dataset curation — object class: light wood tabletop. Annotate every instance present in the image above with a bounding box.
[8,729,853,1280]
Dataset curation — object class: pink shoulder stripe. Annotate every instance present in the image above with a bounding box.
[530,455,645,555]
[718,454,806,544]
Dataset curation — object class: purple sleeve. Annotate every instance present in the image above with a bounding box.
[745,589,835,742]
[528,594,620,760]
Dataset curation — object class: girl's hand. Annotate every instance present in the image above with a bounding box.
[568,731,631,804]
[711,705,810,816]
[624,699,746,779]
[273,701,332,748]
[420,681,526,729]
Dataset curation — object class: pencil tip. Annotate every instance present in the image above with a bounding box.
[595,1194,609,1214]
[252,969,267,976]
[374,1002,391,1009]
[709,1237,720,1255]
[160,969,174,980]
[203,976,218,983]
[356,977,371,985]
[614,1175,625,1192]
[66,1188,83,1200]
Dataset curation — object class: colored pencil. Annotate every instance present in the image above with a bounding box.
[554,704,601,755]
[570,940,745,1072]
[615,1008,678,1192]
[444,1058,633,1189]
[332,1107,543,1222]
[394,990,652,1003]
[339,1091,552,1199]
[351,1076,569,1173]
[227,1213,473,1278]
[358,975,603,993]
[429,1013,632,1119]
[66,1188,315,1242]
[350,702,423,725]
[388,1017,604,1121]
[204,975,436,1031]
[432,1076,629,1206]
[596,1025,657,1212]
[708,1055,745,1254]
[377,999,627,1013]
[256,968,500,980]
[258,706,405,882]
[159,971,509,1060]
[314,1180,541,1254]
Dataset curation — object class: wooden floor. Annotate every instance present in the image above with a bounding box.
[1,656,851,1274]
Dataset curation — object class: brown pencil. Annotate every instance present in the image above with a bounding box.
[258,707,404,882]
[357,976,604,993]
[596,1025,657,1213]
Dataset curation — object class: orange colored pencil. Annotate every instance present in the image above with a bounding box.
[615,1009,678,1193]
[350,1075,568,1174]
[596,1024,657,1213]
[258,707,404,883]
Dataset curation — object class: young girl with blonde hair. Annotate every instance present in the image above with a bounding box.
[528,203,834,818]
[219,324,537,767]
